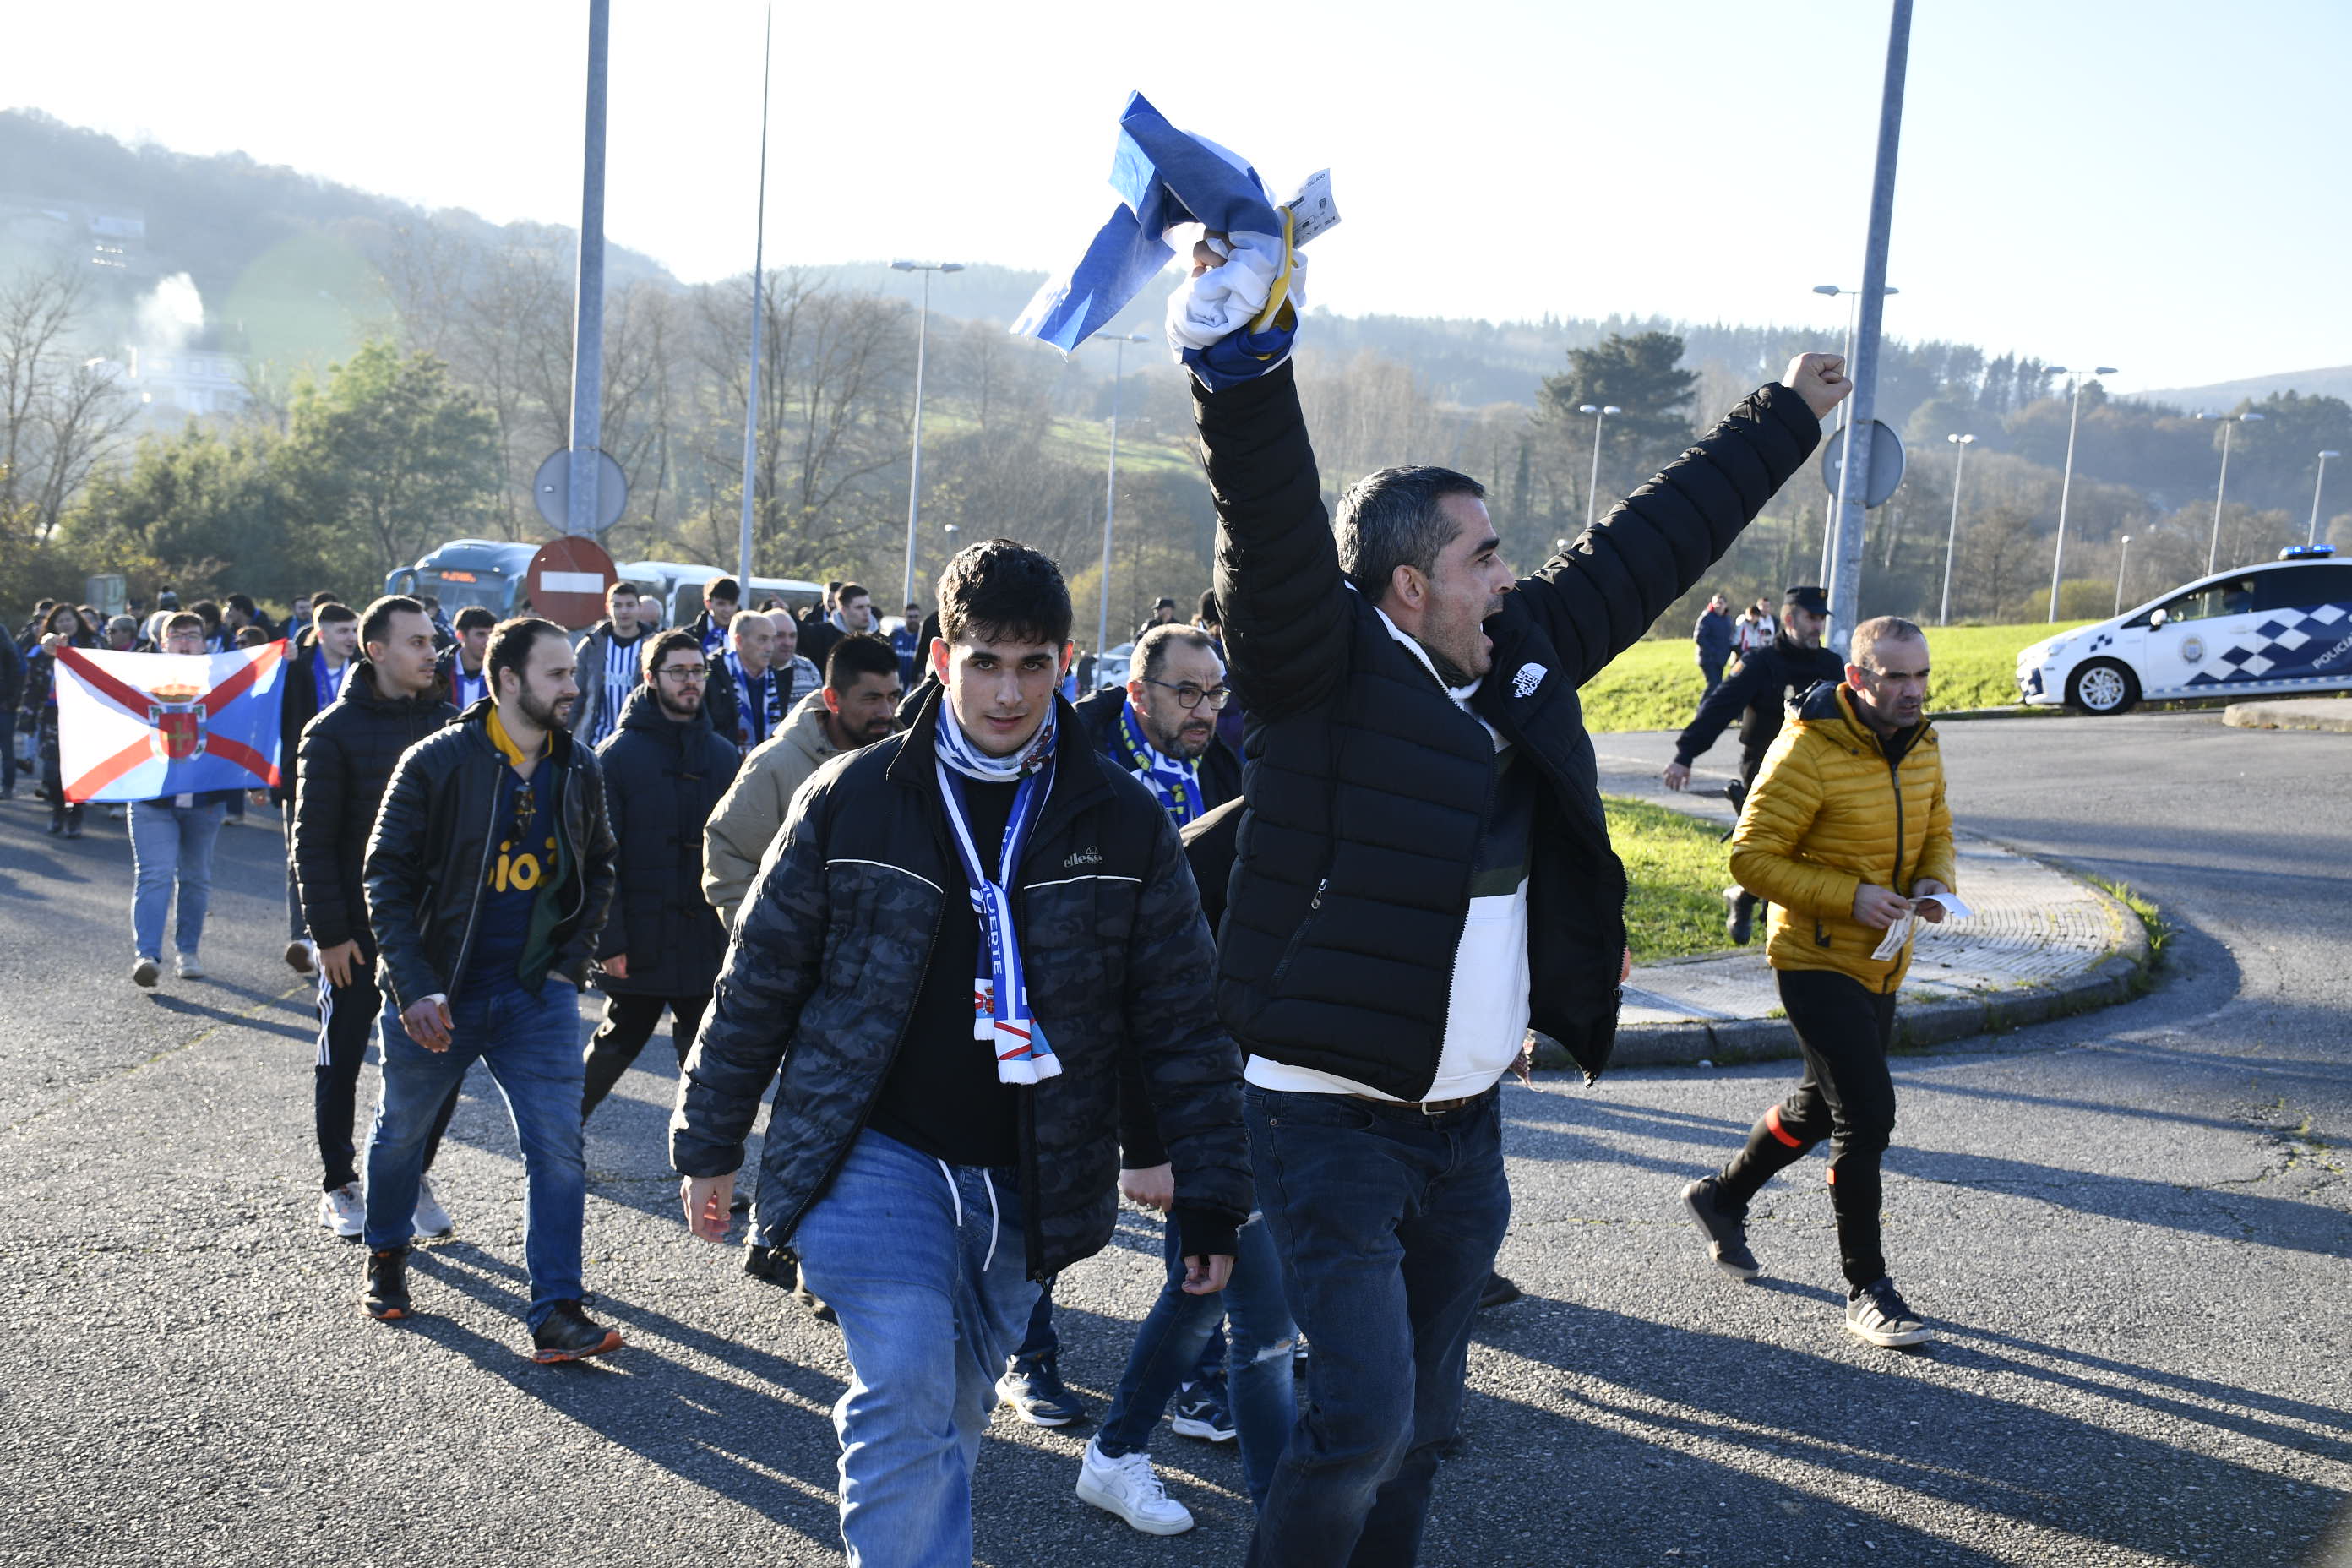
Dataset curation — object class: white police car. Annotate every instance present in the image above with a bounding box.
[2017,547,2352,715]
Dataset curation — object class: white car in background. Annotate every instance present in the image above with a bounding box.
[2017,547,2352,715]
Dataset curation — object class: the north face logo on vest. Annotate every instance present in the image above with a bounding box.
[1511,662,1548,699]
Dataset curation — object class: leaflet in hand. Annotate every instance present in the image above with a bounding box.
[1868,893,1974,961]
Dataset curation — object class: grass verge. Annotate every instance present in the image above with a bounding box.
[1607,793,1741,963]
[2084,874,2172,975]
[1580,622,2099,732]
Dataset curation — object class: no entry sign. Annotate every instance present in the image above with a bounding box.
[526,536,619,629]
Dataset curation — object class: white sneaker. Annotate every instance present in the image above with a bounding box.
[129,956,160,988]
[174,953,205,980]
[1075,1437,1194,1536]
[411,1175,453,1239]
[318,1182,364,1239]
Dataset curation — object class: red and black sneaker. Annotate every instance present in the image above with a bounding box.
[362,1246,411,1320]
[531,1300,623,1364]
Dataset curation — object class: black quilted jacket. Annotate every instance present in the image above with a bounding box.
[591,684,740,998]
[670,688,1252,1280]
[1200,362,1820,1091]
[291,660,457,961]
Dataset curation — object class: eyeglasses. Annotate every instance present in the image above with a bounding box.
[1144,679,1231,710]
[655,666,709,683]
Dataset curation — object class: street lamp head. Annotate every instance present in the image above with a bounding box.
[2242,412,2266,422]
[2094,366,2116,376]
[939,263,965,274]
[1578,404,1599,414]
[1603,405,1622,416]
[1947,433,1975,445]
[2322,450,2344,460]
[1812,285,1841,297]
[2121,534,2132,544]
[890,260,916,271]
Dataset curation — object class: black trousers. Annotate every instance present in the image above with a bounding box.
[1714,967,1899,1289]
[315,970,459,1191]
[580,992,709,1119]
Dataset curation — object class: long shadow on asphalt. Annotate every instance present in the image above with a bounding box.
[144,989,318,1043]
[1483,1292,2338,1564]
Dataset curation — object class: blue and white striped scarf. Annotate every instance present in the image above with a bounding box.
[1115,700,1204,825]
[934,705,1062,1084]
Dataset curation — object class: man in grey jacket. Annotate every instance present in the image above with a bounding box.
[701,633,901,926]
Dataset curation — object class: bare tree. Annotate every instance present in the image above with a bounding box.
[0,267,136,542]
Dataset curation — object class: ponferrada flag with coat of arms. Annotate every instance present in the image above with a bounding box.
[54,640,288,803]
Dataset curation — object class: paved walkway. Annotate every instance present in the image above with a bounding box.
[1568,741,2152,1069]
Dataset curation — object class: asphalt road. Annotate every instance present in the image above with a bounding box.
[2,709,2346,1568]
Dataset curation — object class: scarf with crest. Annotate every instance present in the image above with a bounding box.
[934,705,1062,1084]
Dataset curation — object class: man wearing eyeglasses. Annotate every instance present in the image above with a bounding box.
[580,629,742,1122]
[990,623,1245,1445]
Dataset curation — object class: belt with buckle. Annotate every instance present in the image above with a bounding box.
[1352,1089,1487,1119]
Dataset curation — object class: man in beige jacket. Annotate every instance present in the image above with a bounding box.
[701,633,904,926]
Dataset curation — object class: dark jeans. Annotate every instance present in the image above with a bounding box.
[1715,966,1898,1288]
[1012,1275,1060,1365]
[313,968,457,1191]
[1700,655,1728,695]
[1244,1085,1511,1568]
[1099,1211,1295,1506]
[580,991,709,1119]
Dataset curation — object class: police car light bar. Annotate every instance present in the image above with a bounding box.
[2279,545,2336,559]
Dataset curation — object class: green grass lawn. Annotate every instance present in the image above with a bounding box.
[1608,793,1745,963]
[1579,621,2096,732]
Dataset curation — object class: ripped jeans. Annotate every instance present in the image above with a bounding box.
[1096,1211,1295,1507]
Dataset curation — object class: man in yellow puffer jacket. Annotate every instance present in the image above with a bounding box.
[1680,615,1957,1350]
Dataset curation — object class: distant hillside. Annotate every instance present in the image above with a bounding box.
[2128,366,2352,411]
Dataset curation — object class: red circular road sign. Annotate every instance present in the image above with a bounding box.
[525,536,619,630]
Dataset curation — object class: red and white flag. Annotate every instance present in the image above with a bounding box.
[55,640,289,803]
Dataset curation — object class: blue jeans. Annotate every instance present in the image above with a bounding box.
[1098,1211,1296,1507]
[1244,1086,1511,1568]
[792,1129,1039,1568]
[128,798,226,960]
[363,984,586,1331]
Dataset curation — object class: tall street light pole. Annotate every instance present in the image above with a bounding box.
[1825,0,1913,650]
[564,0,611,539]
[1812,283,1898,586]
[2200,410,2265,574]
[2044,364,2115,621]
[1577,403,1620,530]
[733,0,774,588]
[1093,330,1149,670]
[1940,433,1974,625]
[891,259,963,611]
[2115,533,2133,615]
[2311,449,2343,547]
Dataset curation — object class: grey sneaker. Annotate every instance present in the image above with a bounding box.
[411,1175,453,1239]
[318,1182,365,1239]
[174,952,205,980]
[1846,1277,1931,1348]
[1681,1177,1761,1281]
[130,956,161,989]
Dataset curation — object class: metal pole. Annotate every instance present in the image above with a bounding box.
[1585,406,1608,531]
[1940,437,1968,625]
[1822,291,1860,587]
[1097,337,1125,671]
[2310,451,2337,547]
[2048,378,2084,621]
[2208,420,2234,575]
[901,269,932,612]
[734,0,773,589]
[2114,535,2132,615]
[565,0,610,538]
[1828,0,1911,655]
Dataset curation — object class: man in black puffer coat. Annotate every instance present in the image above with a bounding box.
[672,538,1249,1565]
[294,596,466,1240]
[1198,343,1850,1567]
[582,634,740,1120]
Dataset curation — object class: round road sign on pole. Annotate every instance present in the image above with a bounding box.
[1821,420,1907,509]
[526,536,619,629]
[533,448,629,534]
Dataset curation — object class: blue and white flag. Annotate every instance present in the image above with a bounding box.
[1013,91,1289,355]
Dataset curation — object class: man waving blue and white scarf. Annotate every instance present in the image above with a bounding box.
[934,708,1063,1085]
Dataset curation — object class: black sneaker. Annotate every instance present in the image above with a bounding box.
[997,1353,1088,1427]
[1680,1177,1761,1281]
[1845,1277,1931,1348]
[1723,887,1755,945]
[1169,1378,1236,1443]
[361,1246,411,1320]
[532,1299,624,1364]
[1479,1271,1523,1309]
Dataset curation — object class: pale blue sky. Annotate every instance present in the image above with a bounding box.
[6,0,2344,394]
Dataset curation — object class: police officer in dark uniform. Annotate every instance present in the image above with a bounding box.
[1662,585,1844,943]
